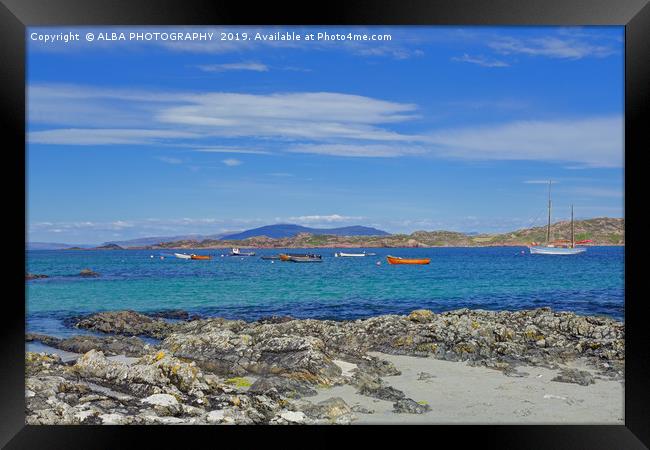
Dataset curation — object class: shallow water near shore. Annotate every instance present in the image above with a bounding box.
[26,246,624,336]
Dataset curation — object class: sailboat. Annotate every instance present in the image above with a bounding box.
[529,181,587,255]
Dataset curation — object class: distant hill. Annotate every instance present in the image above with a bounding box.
[104,232,237,248]
[220,224,390,240]
[27,242,94,250]
[150,217,623,249]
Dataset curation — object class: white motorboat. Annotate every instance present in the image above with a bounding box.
[174,253,192,259]
[230,248,256,257]
[335,252,367,257]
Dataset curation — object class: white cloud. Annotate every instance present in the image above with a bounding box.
[288,144,427,158]
[29,84,419,144]
[28,128,200,145]
[196,62,269,72]
[194,146,271,154]
[287,214,363,223]
[222,158,242,166]
[451,53,509,67]
[425,116,623,168]
[154,92,418,142]
[489,36,616,59]
[27,83,624,168]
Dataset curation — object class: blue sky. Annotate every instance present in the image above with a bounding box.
[27,26,624,244]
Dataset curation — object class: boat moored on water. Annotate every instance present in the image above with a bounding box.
[386,255,430,265]
[528,180,587,256]
[230,248,256,257]
[261,255,280,260]
[190,254,212,260]
[529,246,586,255]
[287,255,322,263]
[279,253,322,262]
[334,251,376,257]
[174,253,192,259]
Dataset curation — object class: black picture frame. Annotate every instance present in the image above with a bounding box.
[1,0,647,447]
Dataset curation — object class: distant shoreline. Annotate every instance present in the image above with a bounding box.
[32,244,625,251]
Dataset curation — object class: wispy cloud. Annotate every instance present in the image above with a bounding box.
[194,146,271,154]
[288,144,427,158]
[222,158,242,166]
[287,214,364,223]
[28,83,623,168]
[425,116,623,168]
[196,62,269,72]
[28,128,199,145]
[451,53,509,67]
[523,180,555,184]
[29,84,419,145]
[488,36,616,59]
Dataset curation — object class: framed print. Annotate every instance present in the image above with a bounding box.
[1,0,648,447]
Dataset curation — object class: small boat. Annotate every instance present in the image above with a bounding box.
[529,181,587,256]
[335,252,368,257]
[279,253,321,261]
[386,255,430,265]
[261,255,280,260]
[287,255,322,263]
[230,248,256,257]
[174,253,192,260]
[190,254,212,260]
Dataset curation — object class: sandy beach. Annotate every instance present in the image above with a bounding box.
[315,353,624,424]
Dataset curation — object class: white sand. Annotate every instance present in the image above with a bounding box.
[315,352,624,424]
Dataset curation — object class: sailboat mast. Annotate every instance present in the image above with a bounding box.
[546,180,552,243]
[571,204,575,248]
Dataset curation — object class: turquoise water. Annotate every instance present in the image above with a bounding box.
[26,247,624,335]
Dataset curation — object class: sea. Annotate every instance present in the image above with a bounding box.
[26,246,625,337]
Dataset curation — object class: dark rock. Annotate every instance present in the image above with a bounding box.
[551,368,595,386]
[417,371,436,381]
[355,373,405,402]
[257,316,294,324]
[26,273,49,280]
[393,398,431,414]
[75,310,175,339]
[27,333,151,357]
[148,310,191,320]
[248,376,317,398]
[79,268,100,277]
[301,397,354,423]
[351,404,375,414]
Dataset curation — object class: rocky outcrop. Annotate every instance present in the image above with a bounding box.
[26,273,49,280]
[79,269,100,277]
[27,333,152,357]
[74,310,176,339]
[26,307,625,425]
[70,307,625,380]
[25,349,353,425]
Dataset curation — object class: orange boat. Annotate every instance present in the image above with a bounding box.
[386,255,430,265]
[190,254,212,260]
